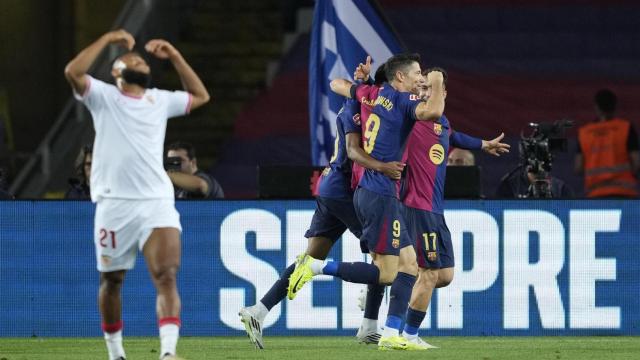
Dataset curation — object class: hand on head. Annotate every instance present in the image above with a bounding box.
[145,39,179,60]
[106,29,135,50]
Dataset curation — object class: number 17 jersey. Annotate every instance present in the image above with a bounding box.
[358,84,420,197]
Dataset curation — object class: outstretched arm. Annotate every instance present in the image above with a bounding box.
[481,132,510,156]
[64,29,135,95]
[346,133,404,180]
[145,39,210,110]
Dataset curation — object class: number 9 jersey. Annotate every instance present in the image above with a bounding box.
[358,84,420,198]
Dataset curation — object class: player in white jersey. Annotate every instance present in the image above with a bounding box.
[64,29,210,360]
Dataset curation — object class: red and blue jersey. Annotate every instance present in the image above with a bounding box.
[401,115,482,213]
[351,83,381,189]
[401,115,451,213]
[358,84,420,197]
[317,98,362,199]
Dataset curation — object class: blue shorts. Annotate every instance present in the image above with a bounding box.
[354,187,411,256]
[404,206,454,269]
[305,196,367,253]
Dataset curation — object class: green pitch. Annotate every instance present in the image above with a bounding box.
[1,336,639,360]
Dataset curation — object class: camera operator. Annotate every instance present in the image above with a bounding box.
[496,167,572,198]
[166,141,224,199]
[497,121,573,199]
[575,89,639,198]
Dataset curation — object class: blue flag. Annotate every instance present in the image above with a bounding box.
[309,0,404,166]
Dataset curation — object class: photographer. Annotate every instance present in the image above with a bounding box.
[166,141,224,199]
[497,121,573,199]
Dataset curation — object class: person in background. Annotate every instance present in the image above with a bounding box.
[166,141,224,199]
[447,148,475,166]
[575,89,640,197]
[65,144,92,199]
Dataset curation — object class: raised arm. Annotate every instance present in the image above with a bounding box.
[415,71,445,121]
[330,79,354,98]
[145,39,210,110]
[64,29,135,95]
[346,133,404,180]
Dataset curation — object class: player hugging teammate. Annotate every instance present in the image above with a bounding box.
[240,52,509,351]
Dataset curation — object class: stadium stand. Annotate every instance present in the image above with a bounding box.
[212,0,640,197]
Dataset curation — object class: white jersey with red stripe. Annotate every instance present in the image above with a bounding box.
[74,75,192,202]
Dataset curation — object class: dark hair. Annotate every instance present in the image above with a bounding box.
[385,53,421,82]
[594,89,617,114]
[373,62,388,85]
[168,141,196,160]
[423,66,448,87]
[75,144,93,183]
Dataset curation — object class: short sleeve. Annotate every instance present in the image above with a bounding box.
[342,112,362,135]
[163,90,192,118]
[397,92,420,122]
[341,99,362,134]
[73,75,109,111]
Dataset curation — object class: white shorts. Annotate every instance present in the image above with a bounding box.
[94,198,181,272]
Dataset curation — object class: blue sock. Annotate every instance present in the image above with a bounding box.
[260,263,295,310]
[323,261,380,284]
[364,283,385,320]
[385,315,403,332]
[404,307,426,336]
[385,272,416,330]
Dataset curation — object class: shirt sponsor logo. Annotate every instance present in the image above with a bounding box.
[429,144,445,165]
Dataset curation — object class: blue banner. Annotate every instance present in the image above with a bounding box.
[309,0,404,165]
[0,200,639,337]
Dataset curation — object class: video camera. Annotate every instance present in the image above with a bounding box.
[519,119,573,198]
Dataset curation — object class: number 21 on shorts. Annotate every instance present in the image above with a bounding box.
[99,228,117,248]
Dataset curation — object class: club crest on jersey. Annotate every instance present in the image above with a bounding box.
[427,252,437,262]
[429,144,445,165]
[434,123,443,135]
[353,113,361,126]
[146,95,155,104]
[392,239,400,248]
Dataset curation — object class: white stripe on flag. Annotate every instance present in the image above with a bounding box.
[321,21,338,60]
[333,0,395,73]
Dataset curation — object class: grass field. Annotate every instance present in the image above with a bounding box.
[1,336,639,360]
